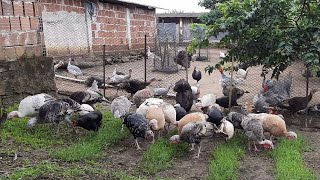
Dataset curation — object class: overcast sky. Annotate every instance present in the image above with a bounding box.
[124,0,209,13]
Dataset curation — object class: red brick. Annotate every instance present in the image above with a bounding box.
[2,1,13,16]
[93,38,103,45]
[24,2,34,16]
[30,17,39,30]
[0,18,10,31]
[17,32,27,45]
[4,47,16,60]
[91,24,97,30]
[92,45,102,52]
[20,17,30,30]
[34,45,42,57]
[97,31,105,37]
[10,17,21,31]
[25,46,35,58]
[13,1,24,16]
[15,46,25,59]
[27,31,37,45]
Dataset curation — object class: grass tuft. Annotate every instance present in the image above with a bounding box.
[51,111,130,161]
[8,163,60,179]
[270,136,317,180]
[140,131,189,175]
[207,135,246,180]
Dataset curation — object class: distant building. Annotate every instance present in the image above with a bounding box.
[156,12,227,43]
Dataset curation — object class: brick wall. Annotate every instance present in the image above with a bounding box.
[0,0,42,61]
[92,2,156,54]
[129,7,156,50]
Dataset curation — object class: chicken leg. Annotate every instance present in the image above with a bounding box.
[135,139,142,150]
[193,144,201,159]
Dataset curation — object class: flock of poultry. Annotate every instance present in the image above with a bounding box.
[3,49,319,159]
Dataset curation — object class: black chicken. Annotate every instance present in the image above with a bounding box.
[174,79,193,112]
[192,66,202,83]
[73,111,102,131]
[123,113,154,150]
[118,78,157,96]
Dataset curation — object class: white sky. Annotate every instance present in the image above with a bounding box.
[124,0,209,13]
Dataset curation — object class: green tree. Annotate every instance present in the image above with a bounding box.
[197,0,320,78]
[187,23,209,56]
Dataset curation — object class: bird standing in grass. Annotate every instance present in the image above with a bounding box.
[72,111,102,131]
[170,121,207,159]
[67,59,83,78]
[123,113,154,150]
[111,96,132,132]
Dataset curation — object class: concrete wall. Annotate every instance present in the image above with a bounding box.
[0,57,57,107]
[0,0,42,61]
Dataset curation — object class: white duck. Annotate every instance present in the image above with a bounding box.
[67,59,83,78]
[7,93,56,119]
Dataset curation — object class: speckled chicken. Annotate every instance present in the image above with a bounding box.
[123,113,154,150]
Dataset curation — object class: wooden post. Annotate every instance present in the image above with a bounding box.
[228,56,234,112]
[186,52,189,82]
[103,45,106,97]
[144,35,147,84]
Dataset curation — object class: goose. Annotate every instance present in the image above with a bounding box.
[67,59,83,78]
[7,93,56,119]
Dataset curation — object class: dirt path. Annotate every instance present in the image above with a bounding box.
[239,152,275,180]
[300,129,320,178]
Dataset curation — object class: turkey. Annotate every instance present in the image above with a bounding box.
[207,108,224,127]
[161,102,177,131]
[67,59,83,78]
[123,113,154,150]
[107,69,132,85]
[118,78,157,96]
[219,118,235,140]
[153,83,173,97]
[174,79,193,112]
[7,93,56,119]
[191,84,201,101]
[215,96,239,109]
[226,111,245,130]
[241,116,274,152]
[194,93,217,112]
[218,66,244,87]
[174,104,187,121]
[72,111,102,131]
[170,121,207,159]
[132,88,154,108]
[85,76,104,88]
[78,104,94,116]
[192,66,202,83]
[27,100,77,130]
[111,96,132,131]
[236,69,249,79]
[174,50,192,70]
[70,82,107,106]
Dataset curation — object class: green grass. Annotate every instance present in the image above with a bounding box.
[7,162,143,180]
[270,136,317,180]
[207,135,246,180]
[140,132,189,175]
[0,104,73,149]
[51,111,130,161]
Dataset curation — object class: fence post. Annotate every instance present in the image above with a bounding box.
[228,56,234,112]
[144,34,147,84]
[103,45,106,97]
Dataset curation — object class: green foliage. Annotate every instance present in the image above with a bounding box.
[207,135,246,180]
[199,0,320,79]
[140,131,189,174]
[270,136,317,180]
[187,24,210,54]
[51,111,130,161]
[8,163,60,179]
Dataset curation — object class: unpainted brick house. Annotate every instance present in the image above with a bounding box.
[0,0,157,61]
